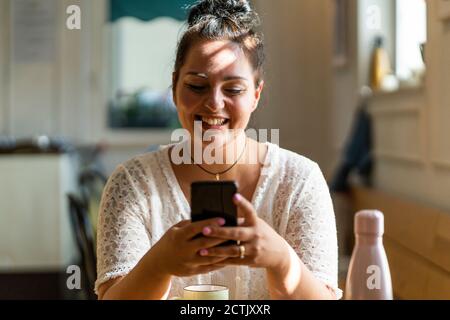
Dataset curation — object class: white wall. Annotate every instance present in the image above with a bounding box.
[0,154,78,270]
[0,0,10,135]
[331,0,359,170]
[0,0,94,142]
[253,0,334,174]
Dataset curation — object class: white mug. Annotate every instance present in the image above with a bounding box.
[171,284,229,300]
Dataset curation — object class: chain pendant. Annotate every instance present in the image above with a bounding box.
[190,137,247,181]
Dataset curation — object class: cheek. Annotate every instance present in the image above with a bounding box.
[176,87,200,114]
[231,95,255,121]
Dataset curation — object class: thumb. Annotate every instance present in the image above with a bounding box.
[233,193,257,226]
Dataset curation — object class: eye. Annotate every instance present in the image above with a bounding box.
[225,88,246,95]
[186,84,207,93]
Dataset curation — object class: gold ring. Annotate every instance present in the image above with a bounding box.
[238,245,245,259]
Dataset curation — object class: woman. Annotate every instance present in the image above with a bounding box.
[96,0,341,300]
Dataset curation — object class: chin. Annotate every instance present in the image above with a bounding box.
[200,132,231,149]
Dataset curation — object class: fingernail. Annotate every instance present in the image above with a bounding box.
[202,227,211,235]
[218,218,226,226]
[199,249,208,256]
[233,193,241,202]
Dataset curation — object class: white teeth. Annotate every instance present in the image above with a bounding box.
[201,117,226,126]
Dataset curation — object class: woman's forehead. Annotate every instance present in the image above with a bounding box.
[183,39,253,77]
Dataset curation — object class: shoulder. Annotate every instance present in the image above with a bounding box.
[264,142,326,200]
[110,145,171,183]
[269,143,320,180]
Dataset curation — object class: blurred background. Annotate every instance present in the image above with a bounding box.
[0,0,449,299]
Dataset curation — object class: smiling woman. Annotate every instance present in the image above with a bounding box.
[173,38,263,149]
[95,0,341,300]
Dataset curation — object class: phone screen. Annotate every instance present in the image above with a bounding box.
[191,181,238,246]
[191,181,238,227]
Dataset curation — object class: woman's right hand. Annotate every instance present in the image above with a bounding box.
[150,218,229,277]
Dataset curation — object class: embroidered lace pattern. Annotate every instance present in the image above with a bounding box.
[95,143,342,299]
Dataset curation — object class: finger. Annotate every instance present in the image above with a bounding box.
[201,244,241,258]
[233,193,257,226]
[237,217,245,226]
[215,257,250,267]
[204,225,254,242]
[181,217,225,239]
[194,255,229,266]
[190,236,229,250]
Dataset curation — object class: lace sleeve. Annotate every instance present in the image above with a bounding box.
[285,163,342,299]
[94,164,151,295]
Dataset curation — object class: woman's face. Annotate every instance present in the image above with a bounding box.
[173,39,264,147]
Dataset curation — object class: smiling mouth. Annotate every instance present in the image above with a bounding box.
[195,115,230,127]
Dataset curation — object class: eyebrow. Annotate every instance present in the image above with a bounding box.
[185,72,248,82]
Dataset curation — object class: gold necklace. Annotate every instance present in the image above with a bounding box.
[190,139,248,181]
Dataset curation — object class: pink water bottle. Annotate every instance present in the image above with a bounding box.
[344,210,393,300]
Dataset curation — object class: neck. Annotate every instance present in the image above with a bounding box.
[190,134,248,167]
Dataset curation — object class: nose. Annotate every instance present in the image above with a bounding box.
[205,88,225,111]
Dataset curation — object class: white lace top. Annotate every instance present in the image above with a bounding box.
[95,142,342,299]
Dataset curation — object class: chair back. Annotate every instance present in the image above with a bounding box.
[67,193,97,299]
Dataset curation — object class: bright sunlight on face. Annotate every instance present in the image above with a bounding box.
[174,39,263,149]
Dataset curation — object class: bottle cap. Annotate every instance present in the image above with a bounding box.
[354,210,384,236]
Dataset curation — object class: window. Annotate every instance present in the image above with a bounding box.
[109,17,184,129]
[107,0,196,130]
[357,0,427,91]
[395,0,427,84]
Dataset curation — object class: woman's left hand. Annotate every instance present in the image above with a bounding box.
[199,193,291,273]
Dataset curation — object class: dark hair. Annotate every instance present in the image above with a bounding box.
[173,0,265,90]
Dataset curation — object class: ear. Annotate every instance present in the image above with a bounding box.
[252,80,264,112]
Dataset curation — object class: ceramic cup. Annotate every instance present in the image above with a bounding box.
[171,284,229,300]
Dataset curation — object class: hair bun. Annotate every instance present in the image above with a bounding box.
[187,0,259,31]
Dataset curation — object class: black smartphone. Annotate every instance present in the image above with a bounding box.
[191,181,238,245]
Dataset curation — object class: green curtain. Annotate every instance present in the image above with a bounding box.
[110,0,197,22]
